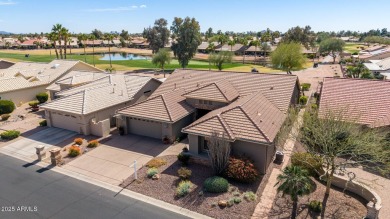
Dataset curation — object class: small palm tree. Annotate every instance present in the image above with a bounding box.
[250,40,260,63]
[228,39,236,52]
[152,48,171,78]
[104,34,114,68]
[275,165,312,219]
[240,38,248,64]
[48,32,59,59]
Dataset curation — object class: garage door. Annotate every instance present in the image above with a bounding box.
[50,112,80,133]
[128,118,162,139]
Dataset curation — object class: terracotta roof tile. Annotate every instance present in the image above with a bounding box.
[183,79,239,103]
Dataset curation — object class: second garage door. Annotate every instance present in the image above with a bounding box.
[128,118,162,139]
[50,112,80,133]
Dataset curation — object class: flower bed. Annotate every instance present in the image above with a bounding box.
[121,155,268,219]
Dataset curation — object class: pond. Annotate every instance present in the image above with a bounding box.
[99,53,151,61]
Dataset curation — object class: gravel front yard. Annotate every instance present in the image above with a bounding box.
[121,155,271,219]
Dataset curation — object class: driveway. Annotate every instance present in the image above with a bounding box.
[62,134,183,185]
[0,128,77,160]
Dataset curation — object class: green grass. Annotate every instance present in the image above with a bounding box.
[344,43,364,54]
[0,52,245,71]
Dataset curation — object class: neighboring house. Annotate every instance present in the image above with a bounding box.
[363,57,390,75]
[0,60,101,104]
[46,70,106,98]
[40,74,162,137]
[197,42,220,53]
[117,69,300,174]
[359,46,390,61]
[319,77,390,128]
[216,43,246,55]
[0,60,15,69]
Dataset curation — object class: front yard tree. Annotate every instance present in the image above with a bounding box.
[276,165,312,219]
[152,48,171,78]
[271,43,305,74]
[207,131,231,175]
[209,51,233,71]
[170,17,202,68]
[298,109,390,215]
[143,18,170,53]
[319,38,345,64]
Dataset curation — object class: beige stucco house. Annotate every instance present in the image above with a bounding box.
[40,74,161,137]
[0,60,101,105]
[117,69,300,174]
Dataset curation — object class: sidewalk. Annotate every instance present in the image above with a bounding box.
[252,109,304,219]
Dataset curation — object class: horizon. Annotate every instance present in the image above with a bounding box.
[0,0,389,34]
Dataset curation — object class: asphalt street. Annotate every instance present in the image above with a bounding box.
[0,154,190,219]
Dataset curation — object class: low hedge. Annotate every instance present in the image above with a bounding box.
[0,100,15,114]
[0,130,20,140]
[203,176,229,193]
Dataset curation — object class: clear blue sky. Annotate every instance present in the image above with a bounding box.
[0,0,389,34]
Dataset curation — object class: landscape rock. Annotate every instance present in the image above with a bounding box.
[218,200,227,208]
[152,174,161,180]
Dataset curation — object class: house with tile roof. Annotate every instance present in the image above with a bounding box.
[319,77,390,128]
[363,57,390,76]
[117,69,300,174]
[40,74,162,137]
[0,60,101,105]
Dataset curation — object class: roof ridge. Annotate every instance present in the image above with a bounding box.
[81,90,87,114]
[238,106,270,142]
[214,79,231,102]
[160,94,173,122]
[216,114,235,140]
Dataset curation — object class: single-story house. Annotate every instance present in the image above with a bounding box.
[40,74,161,137]
[0,60,15,69]
[318,77,390,128]
[216,44,246,55]
[197,42,221,53]
[0,60,101,104]
[363,57,390,75]
[116,69,300,174]
[359,46,390,61]
[46,70,107,98]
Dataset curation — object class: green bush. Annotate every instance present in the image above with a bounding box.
[176,180,192,197]
[227,198,234,207]
[0,130,20,140]
[68,145,81,157]
[309,200,322,213]
[28,100,40,108]
[39,120,47,126]
[36,93,49,103]
[1,114,11,121]
[147,167,158,178]
[225,156,259,183]
[233,197,242,204]
[203,176,229,193]
[299,96,308,105]
[301,83,311,91]
[291,152,323,176]
[311,103,318,110]
[87,140,99,148]
[177,167,192,179]
[0,100,15,114]
[177,152,191,165]
[243,191,256,201]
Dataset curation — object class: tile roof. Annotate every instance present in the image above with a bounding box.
[46,71,106,91]
[41,74,157,115]
[217,44,245,52]
[182,91,286,143]
[183,79,239,103]
[318,77,390,128]
[117,89,196,122]
[0,60,80,93]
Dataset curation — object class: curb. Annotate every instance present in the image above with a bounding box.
[0,150,212,219]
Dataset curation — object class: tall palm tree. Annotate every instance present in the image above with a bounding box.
[67,37,73,57]
[275,165,312,219]
[240,38,248,64]
[81,34,88,62]
[228,39,236,52]
[105,34,114,68]
[60,28,69,59]
[89,34,96,66]
[48,32,59,59]
[52,24,63,59]
[250,40,260,63]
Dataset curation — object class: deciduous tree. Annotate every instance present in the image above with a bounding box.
[319,38,345,63]
[152,48,171,78]
[209,51,233,71]
[271,43,305,74]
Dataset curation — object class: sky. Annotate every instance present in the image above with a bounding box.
[0,0,389,34]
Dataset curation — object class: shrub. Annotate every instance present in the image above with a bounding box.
[203,176,229,193]
[0,100,15,114]
[1,114,10,121]
[39,120,47,126]
[147,167,158,178]
[36,93,49,103]
[311,103,318,110]
[309,200,322,213]
[243,191,256,201]
[299,96,308,105]
[87,140,99,148]
[177,167,192,179]
[313,92,320,99]
[291,152,323,176]
[28,100,39,108]
[233,197,242,204]
[225,156,259,183]
[301,83,311,91]
[227,198,234,207]
[68,145,81,157]
[74,138,83,145]
[0,130,20,140]
[177,152,191,165]
[176,180,192,197]
[146,158,167,168]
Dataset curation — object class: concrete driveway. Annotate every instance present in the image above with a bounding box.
[62,134,182,185]
[0,128,77,160]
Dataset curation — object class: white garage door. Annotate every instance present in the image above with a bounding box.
[128,118,162,139]
[50,112,80,133]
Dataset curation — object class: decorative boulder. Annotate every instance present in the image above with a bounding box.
[218,200,227,208]
[152,174,161,180]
